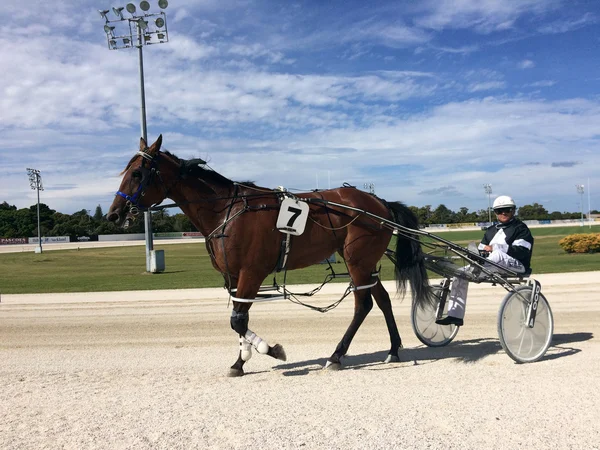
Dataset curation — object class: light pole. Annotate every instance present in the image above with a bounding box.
[99,0,170,272]
[576,184,584,226]
[484,183,492,223]
[588,178,592,229]
[364,182,375,194]
[26,168,44,253]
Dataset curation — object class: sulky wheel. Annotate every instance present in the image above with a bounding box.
[412,285,460,347]
[497,285,553,363]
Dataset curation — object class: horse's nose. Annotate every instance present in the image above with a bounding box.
[106,210,119,223]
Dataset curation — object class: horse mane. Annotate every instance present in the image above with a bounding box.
[119,146,259,191]
[163,150,235,189]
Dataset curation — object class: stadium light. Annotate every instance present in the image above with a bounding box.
[26,168,44,253]
[484,183,492,223]
[98,0,170,272]
[363,182,375,194]
[112,6,125,19]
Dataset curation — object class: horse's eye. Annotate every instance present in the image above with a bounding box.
[132,170,142,179]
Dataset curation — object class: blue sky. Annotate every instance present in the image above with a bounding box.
[1,0,598,216]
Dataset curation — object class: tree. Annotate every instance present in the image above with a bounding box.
[416,205,433,225]
[0,201,16,211]
[517,203,548,220]
[151,210,173,233]
[430,204,453,225]
[93,205,104,221]
[172,213,196,232]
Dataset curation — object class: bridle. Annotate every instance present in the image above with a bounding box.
[115,149,165,217]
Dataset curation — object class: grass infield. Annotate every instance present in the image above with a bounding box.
[1,225,598,294]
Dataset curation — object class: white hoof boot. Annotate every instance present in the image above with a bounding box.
[324,360,342,371]
[384,353,400,363]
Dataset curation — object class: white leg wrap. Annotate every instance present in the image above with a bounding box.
[244,329,270,354]
[239,336,252,361]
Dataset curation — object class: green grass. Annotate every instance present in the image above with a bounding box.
[1,225,598,294]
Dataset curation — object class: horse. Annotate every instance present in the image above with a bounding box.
[107,135,434,376]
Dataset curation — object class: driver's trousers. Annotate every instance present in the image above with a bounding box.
[447,249,526,319]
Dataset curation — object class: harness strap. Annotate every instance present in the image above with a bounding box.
[137,151,154,161]
[230,295,287,303]
[350,271,380,292]
[275,233,292,273]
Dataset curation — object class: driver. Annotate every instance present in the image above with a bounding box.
[436,195,534,326]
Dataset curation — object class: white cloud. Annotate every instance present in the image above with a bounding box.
[526,80,557,88]
[415,0,561,33]
[537,12,597,34]
[518,59,535,69]
[1,0,599,217]
[468,81,506,92]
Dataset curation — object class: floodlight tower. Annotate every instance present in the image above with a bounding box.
[26,168,44,253]
[484,183,492,223]
[364,182,375,194]
[576,184,584,226]
[99,0,169,272]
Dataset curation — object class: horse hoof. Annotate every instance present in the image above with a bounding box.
[324,360,342,371]
[227,368,244,377]
[384,354,400,363]
[269,344,287,361]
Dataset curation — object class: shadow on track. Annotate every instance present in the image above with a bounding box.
[273,332,593,375]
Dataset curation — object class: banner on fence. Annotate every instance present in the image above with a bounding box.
[29,236,70,244]
[0,237,27,245]
[182,232,204,238]
[69,235,99,242]
[446,223,477,228]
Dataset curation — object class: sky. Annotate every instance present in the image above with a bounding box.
[1,0,599,216]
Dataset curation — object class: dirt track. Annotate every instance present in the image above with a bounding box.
[1,272,599,449]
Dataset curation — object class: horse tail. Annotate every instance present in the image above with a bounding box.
[387,201,434,309]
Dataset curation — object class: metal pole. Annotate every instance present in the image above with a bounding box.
[581,191,584,226]
[36,174,42,253]
[136,22,153,272]
[137,25,147,142]
[576,184,585,227]
[589,177,592,229]
[484,184,492,223]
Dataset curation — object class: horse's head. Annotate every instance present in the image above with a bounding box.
[107,134,169,228]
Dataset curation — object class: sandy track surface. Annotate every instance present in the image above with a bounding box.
[1,272,599,449]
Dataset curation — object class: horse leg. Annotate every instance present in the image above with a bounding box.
[371,280,403,363]
[229,303,252,378]
[325,275,374,370]
[228,275,286,378]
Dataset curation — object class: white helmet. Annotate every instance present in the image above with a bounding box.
[493,195,516,210]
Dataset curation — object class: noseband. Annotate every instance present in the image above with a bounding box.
[116,150,159,216]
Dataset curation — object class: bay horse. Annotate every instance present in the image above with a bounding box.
[107,135,433,376]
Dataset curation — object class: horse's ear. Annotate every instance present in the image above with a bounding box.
[148,134,163,156]
[139,137,148,151]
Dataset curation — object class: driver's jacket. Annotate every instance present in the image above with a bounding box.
[478,218,534,269]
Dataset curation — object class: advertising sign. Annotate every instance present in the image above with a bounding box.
[29,236,70,244]
[182,232,204,238]
[69,235,99,242]
[0,237,27,245]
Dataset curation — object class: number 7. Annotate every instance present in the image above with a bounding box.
[287,206,302,227]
